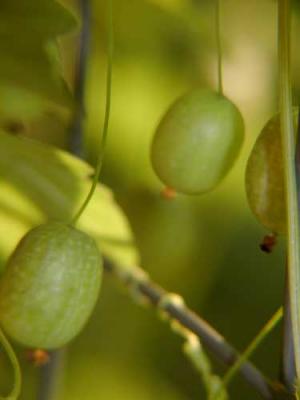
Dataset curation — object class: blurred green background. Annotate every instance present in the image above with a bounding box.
[1,0,299,398]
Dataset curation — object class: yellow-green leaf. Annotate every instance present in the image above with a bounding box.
[0,0,78,113]
[0,0,77,38]
[0,131,139,268]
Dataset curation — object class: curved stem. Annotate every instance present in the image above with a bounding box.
[215,0,223,95]
[0,328,21,400]
[71,0,114,226]
[278,0,300,382]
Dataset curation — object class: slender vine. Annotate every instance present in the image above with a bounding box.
[221,308,283,393]
[0,328,21,400]
[215,0,223,95]
[278,0,300,384]
[70,0,113,226]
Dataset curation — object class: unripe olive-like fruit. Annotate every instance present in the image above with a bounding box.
[151,89,244,194]
[245,110,298,234]
[0,222,102,349]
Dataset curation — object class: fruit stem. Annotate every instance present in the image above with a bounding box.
[278,0,300,383]
[0,328,21,400]
[70,0,113,226]
[215,0,223,95]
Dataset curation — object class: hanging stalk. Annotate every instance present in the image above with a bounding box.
[215,0,223,95]
[70,0,113,226]
[68,0,92,156]
[281,271,297,391]
[278,0,300,387]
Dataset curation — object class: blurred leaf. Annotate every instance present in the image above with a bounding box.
[0,0,78,114]
[0,0,77,38]
[146,0,192,15]
[0,131,139,267]
[0,84,46,120]
[61,357,185,400]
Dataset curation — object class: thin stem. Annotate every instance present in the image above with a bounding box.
[68,0,91,157]
[281,263,296,391]
[38,2,93,399]
[37,351,66,400]
[278,0,300,381]
[215,0,223,95]
[103,257,288,399]
[71,0,113,226]
[222,308,283,391]
[0,328,21,400]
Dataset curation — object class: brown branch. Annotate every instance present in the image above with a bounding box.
[68,0,91,156]
[38,1,91,399]
[103,257,293,400]
[37,351,66,400]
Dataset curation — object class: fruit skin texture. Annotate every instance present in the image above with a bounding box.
[245,110,298,234]
[0,222,102,350]
[151,89,244,194]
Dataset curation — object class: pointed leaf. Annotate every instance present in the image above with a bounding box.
[0,0,78,38]
[0,0,78,110]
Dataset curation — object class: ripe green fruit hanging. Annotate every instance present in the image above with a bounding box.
[0,222,102,349]
[245,110,298,234]
[151,89,245,194]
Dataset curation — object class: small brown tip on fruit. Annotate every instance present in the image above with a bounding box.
[26,349,50,367]
[260,233,277,253]
[161,187,177,200]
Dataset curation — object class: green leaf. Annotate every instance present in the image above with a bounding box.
[0,0,78,111]
[0,41,73,109]
[0,131,139,268]
[0,0,78,39]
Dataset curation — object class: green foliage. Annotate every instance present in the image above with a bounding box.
[0,1,293,399]
[0,0,77,38]
[0,131,139,267]
[0,0,78,120]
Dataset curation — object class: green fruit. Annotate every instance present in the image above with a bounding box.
[0,222,102,349]
[245,110,298,234]
[151,89,244,194]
